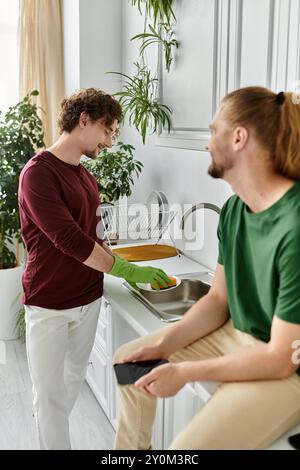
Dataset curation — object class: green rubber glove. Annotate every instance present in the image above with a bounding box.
[108,255,173,290]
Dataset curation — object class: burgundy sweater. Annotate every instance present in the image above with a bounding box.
[18,151,103,309]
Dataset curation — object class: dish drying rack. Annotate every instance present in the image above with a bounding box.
[99,191,179,253]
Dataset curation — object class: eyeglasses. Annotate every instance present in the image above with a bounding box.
[95,119,120,144]
[105,127,120,144]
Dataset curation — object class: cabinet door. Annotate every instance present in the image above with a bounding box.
[110,310,140,430]
[163,383,206,449]
[110,372,119,432]
[110,309,165,448]
[95,298,112,356]
[86,297,113,421]
[86,344,110,419]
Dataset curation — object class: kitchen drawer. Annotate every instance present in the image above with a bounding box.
[99,298,110,325]
[86,345,110,418]
[95,298,112,355]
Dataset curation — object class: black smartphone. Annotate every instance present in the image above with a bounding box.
[114,359,169,385]
[288,432,300,450]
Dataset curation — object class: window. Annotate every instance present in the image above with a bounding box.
[0,0,19,114]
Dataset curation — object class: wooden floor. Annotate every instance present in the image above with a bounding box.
[0,340,115,450]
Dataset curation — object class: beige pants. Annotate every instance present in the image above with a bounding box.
[113,320,300,450]
[25,298,101,450]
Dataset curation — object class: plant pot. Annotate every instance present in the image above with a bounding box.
[0,265,24,340]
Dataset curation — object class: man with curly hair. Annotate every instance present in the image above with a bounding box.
[18,88,172,450]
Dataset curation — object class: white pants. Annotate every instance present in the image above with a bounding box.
[25,298,101,450]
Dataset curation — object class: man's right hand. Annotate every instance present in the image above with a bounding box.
[108,255,173,290]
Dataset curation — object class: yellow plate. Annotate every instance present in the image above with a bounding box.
[112,244,178,262]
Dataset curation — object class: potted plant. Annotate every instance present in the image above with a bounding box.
[111,63,172,144]
[82,141,143,204]
[130,0,178,72]
[82,141,143,243]
[0,90,45,340]
[130,0,176,27]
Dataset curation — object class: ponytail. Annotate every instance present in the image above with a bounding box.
[223,87,300,179]
[275,92,300,179]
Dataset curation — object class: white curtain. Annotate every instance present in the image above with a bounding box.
[19,0,65,146]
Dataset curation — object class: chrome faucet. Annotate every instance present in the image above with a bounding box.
[180,202,221,230]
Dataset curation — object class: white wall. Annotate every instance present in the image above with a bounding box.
[63,0,80,96]
[63,0,122,95]
[79,0,122,93]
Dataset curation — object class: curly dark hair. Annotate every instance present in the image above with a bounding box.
[58,88,123,133]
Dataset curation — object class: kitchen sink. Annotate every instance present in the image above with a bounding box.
[123,272,213,322]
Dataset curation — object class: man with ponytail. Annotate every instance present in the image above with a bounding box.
[113,87,300,450]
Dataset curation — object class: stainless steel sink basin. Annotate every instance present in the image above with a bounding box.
[123,272,213,322]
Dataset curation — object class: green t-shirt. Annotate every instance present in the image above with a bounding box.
[218,181,300,344]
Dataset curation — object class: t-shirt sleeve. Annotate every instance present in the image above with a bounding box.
[274,229,300,324]
[217,219,224,265]
[19,164,96,263]
[216,196,236,266]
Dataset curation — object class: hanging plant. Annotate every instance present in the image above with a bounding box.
[110,63,172,144]
[108,1,178,143]
[130,0,176,27]
[132,23,179,72]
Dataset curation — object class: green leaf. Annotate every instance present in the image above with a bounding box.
[0,90,45,267]
[81,141,142,203]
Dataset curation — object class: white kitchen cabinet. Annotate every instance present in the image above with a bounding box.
[86,344,110,418]
[109,305,139,431]
[157,0,300,151]
[86,296,165,448]
[95,298,112,354]
[86,297,113,423]
[111,305,165,449]
[86,296,209,450]
[163,383,207,449]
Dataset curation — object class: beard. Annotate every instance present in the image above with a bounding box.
[208,151,233,179]
[208,162,225,179]
[84,149,99,160]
